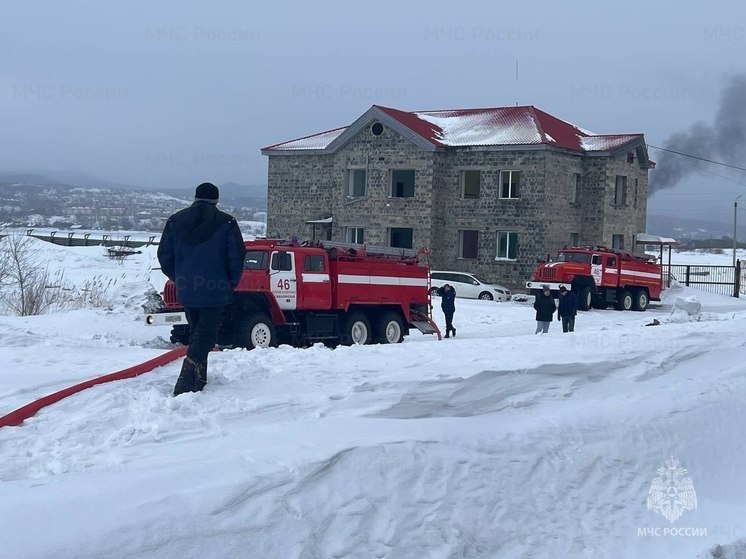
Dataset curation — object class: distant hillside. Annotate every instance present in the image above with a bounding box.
[647,214,746,240]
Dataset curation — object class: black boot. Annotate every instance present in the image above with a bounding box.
[194,360,207,392]
[451,327,456,337]
[173,357,198,396]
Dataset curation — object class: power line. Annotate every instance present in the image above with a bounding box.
[648,144,746,173]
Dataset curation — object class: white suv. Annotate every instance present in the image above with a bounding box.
[430,271,512,301]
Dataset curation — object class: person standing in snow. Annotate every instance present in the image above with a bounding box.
[437,283,457,338]
[533,285,556,334]
[557,285,578,333]
[158,182,246,396]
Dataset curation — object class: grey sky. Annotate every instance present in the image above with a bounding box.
[2,0,744,224]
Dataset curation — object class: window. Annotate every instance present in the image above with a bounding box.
[244,250,268,270]
[571,173,580,203]
[614,175,627,205]
[271,251,292,271]
[634,178,639,208]
[500,170,520,199]
[347,169,366,197]
[496,232,518,259]
[304,255,325,272]
[558,252,590,263]
[607,257,617,268]
[345,226,364,244]
[570,232,579,247]
[461,170,481,199]
[592,255,602,265]
[459,230,479,259]
[612,235,625,250]
[391,170,415,197]
[390,227,413,249]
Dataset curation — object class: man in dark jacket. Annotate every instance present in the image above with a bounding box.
[437,283,457,338]
[158,182,246,396]
[533,285,556,334]
[557,285,578,333]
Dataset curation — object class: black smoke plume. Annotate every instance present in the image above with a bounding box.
[651,74,746,194]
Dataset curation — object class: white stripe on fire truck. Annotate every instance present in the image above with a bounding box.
[301,273,330,283]
[337,274,429,287]
[619,271,661,280]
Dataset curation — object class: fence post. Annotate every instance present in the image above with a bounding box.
[736,260,741,298]
[685,265,690,286]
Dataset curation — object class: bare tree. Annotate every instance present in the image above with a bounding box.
[0,233,56,316]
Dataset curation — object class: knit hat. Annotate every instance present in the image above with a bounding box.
[194,182,219,203]
[559,285,567,292]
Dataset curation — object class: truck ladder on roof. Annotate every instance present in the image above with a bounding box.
[312,240,420,259]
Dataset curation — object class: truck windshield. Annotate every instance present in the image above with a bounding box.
[244,250,268,270]
[557,252,591,264]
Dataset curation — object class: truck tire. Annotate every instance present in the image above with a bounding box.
[632,289,649,311]
[577,287,592,311]
[615,290,633,311]
[591,297,608,310]
[170,325,190,345]
[375,311,405,344]
[342,312,372,345]
[235,313,277,350]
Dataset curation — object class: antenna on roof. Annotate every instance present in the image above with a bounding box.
[515,59,519,106]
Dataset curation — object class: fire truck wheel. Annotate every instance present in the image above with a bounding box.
[632,289,649,311]
[376,312,405,344]
[342,312,372,345]
[578,287,593,311]
[615,290,634,311]
[236,313,277,350]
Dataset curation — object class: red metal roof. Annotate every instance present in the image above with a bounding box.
[263,105,643,153]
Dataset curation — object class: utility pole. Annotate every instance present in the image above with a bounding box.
[734,194,743,267]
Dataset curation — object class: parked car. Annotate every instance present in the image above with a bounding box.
[429,271,512,301]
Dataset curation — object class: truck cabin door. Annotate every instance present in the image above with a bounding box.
[270,250,297,310]
[604,255,618,286]
[591,254,603,285]
[300,253,331,309]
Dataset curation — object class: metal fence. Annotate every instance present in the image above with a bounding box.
[663,262,743,297]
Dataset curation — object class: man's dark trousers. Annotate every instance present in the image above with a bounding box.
[561,316,575,333]
[185,306,224,362]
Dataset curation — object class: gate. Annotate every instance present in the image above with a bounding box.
[663,261,743,297]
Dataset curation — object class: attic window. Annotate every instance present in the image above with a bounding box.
[371,122,384,136]
[627,151,635,163]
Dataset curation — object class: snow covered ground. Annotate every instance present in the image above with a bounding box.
[1,241,746,558]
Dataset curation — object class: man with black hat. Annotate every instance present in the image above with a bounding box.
[158,182,246,396]
[557,285,578,333]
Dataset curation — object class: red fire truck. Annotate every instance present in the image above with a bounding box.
[146,239,440,348]
[526,246,663,311]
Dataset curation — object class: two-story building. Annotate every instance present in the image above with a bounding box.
[261,105,654,289]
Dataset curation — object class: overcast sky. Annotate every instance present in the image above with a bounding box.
[1,0,744,224]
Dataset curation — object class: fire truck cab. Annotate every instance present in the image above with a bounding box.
[526,246,663,311]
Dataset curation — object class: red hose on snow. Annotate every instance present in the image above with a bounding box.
[0,346,187,429]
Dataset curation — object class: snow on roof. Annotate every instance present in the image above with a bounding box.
[578,134,643,152]
[263,105,644,153]
[263,127,347,151]
[635,233,678,245]
[413,107,543,147]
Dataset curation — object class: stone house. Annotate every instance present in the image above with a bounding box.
[261,105,654,289]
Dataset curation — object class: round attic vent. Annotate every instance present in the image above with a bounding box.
[371,122,384,136]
